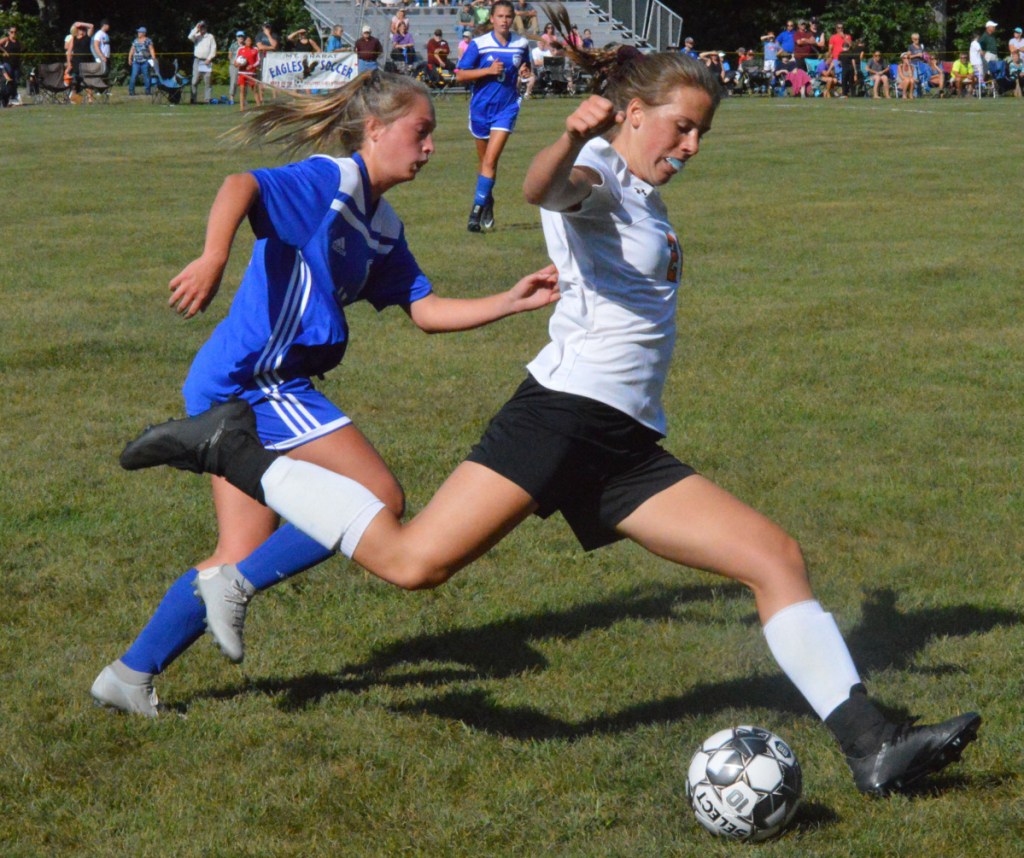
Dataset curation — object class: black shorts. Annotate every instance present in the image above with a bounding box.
[466,376,696,550]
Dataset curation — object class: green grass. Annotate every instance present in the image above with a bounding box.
[2,92,1024,856]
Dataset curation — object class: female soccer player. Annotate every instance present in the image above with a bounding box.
[91,71,559,717]
[124,27,979,797]
[455,0,532,232]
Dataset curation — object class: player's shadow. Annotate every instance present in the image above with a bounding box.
[203,585,1019,741]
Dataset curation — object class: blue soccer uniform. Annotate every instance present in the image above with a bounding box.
[457,29,531,138]
[183,153,432,449]
[456,26,532,232]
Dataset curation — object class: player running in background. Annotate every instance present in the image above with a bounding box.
[122,15,979,797]
[455,0,532,232]
[91,71,559,717]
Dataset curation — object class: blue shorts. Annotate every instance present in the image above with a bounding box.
[469,99,521,140]
[183,374,351,451]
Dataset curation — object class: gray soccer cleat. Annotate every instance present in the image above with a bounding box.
[91,663,159,718]
[119,399,259,475]
[195,564,256,664]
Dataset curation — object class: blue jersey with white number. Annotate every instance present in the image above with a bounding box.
[457,30,531,116]
[183,153,432,414]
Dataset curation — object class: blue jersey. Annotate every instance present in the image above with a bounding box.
[457,30,531,116]
[183,153,432,416]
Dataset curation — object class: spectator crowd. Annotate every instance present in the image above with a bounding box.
[5,10,1024,109]
[681,17,1024,99]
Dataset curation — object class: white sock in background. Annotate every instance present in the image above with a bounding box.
[763,599,861,721]
[260,458,385,556]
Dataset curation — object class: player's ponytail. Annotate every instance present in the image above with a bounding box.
[233,70,431,156]
[541,3,721,126]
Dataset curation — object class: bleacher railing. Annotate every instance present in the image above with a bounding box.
[304,0,683,52]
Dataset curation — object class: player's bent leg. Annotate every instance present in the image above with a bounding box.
[197,424,404,661]
[352,461,538,590]
[616,475,981,794]
[614,475,813,622]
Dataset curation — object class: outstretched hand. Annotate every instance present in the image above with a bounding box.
[565,95,624,144]
[508,263,560,312]
[168,254,226,318]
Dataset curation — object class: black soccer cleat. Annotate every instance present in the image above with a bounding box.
[467,203,483,233]
[846,711,981,796]
[481,199,495,230]
[120,399,260,476]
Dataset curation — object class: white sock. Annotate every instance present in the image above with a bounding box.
[260,458,386,557]
[762,600,861,721]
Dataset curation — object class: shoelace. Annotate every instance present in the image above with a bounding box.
[224,580,252,633]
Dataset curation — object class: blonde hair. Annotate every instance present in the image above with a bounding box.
[235,71,432,156]
[542,4,721,124]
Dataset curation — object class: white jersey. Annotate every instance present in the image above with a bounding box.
[528,137,682,434]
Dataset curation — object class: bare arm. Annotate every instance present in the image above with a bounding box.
[523,95,621,211]
[168,173,260,318]
[405,265,559,333]
[455,60,505,83]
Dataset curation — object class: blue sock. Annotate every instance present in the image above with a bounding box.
[121,568,204,675]
[236,523,334,592]
[474,174,495,207]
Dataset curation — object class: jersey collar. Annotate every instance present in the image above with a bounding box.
[351,152,378,217]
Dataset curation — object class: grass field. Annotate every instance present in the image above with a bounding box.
[3,91,1024,856]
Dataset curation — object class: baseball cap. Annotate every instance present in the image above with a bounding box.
[986,20,998,27]
[362,24,371,32]
[1016,27,1022,33]
[137,26,146,33]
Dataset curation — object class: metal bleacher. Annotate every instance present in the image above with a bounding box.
[304,1,682,56]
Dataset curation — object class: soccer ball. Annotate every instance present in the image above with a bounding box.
[235,56,248,69]
[686,725,802,842]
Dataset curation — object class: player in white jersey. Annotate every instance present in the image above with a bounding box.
[455,1,532,232]
[122,19,980,797]
[90,71,558,716]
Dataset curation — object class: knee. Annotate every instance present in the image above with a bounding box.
[749,531,808,590]
[389,558,454,591]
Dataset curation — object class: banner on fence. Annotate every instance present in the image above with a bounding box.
[260,52,359,90]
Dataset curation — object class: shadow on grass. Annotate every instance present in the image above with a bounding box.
[790,800,841,833]
[195,584,1020,741]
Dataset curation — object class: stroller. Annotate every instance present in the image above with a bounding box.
[415,61,454,92]
[36,62,71,103]
[152,59,188,105]
[77,62,111,103]
[536,56,577,96]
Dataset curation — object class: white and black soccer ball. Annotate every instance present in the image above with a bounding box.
[235,56,248,68]
[685,725,802,842]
